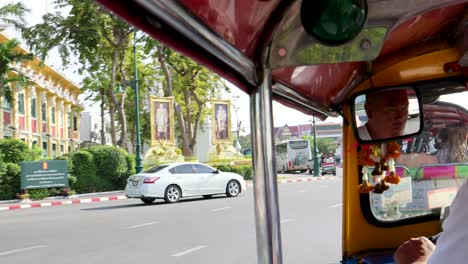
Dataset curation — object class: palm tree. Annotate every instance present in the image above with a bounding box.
[0,2,29,30]
[0,38,33,102]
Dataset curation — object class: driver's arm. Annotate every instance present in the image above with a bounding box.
[427,181,468,263]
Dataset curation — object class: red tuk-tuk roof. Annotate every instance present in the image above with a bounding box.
[96,0,467,119]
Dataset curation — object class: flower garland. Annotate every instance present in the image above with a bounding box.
[357,142,401,194]
[357,145,375,193]
[384,142,401,184]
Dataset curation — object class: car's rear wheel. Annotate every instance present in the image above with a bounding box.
[226,180,240,197]
[203,195,213,199]
[140,197,156,204]
[164,185,181,203]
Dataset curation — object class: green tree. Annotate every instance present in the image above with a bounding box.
[303,135,337,155]
[22,0,134,149]
[0,2,29,30]
[0,39,33,102]
[144,40,229,156]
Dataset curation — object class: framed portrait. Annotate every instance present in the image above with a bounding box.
[150,96,175,145]
[211,100,231,144]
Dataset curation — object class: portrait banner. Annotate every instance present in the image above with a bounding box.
[212,100,231,144]
[150,96,175,146]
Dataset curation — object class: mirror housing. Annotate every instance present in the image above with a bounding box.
[212,169,220,174]
[351,87,423,143]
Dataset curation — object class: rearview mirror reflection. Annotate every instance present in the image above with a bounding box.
[353,87,422,142]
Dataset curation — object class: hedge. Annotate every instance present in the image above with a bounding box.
[86,145,131,190]
[212,164,253,180]
[70,150,99,193]
[0,162,20,200]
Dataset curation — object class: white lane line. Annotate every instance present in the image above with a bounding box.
[0,245,48,256]
[128,222,159,228]
[211,206,231,212]
[171,245,207,257]
[329,203,342,208]
[280,218,294,224]
[298,190,306,193]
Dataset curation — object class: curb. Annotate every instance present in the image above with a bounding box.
[0,195,127,212]
[245,175,335,188]
[0,176,337,212]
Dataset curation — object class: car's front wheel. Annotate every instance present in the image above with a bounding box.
[226,180,240,197]
[164,185,181,203]
[140,197,156,204]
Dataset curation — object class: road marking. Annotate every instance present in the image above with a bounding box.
[298,190,306,193]
[171,245,207,257]
[329,203,342,208]
[0,245,48,256]
[128,222,159,228]
[211,207,231,212]
[280,218,294,224]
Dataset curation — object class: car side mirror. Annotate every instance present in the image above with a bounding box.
[351,86,423,143]
[212,169,220,174]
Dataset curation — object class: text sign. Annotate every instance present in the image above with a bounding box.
[21,160,68,189]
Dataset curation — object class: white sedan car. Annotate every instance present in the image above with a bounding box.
[125,162,247,204]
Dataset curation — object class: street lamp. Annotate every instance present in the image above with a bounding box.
[311,117,319,176]
[115,29,144,174]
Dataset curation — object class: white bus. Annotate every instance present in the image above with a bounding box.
[275,139,311,173]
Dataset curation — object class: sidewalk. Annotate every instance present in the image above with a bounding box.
[0,174,336,212]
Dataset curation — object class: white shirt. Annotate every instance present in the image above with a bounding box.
[428,181,468,263]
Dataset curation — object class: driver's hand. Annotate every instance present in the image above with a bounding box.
[394,237,435,264]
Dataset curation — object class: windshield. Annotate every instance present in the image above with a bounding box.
[289,140,309,149]
[369,90,468,222]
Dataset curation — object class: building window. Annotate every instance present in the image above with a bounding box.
[18,93,25,115]
[60,145,64,155]
[59,110,63,127]
[42,102,47,121]
[68,112,71,129]
[42,142,48,157]
[52,143,56,158]
[73,116,77,130]
[51,106,56,124]
[31,98,37,118]
[2,97,11,111]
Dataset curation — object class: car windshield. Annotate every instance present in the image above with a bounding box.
[289,140,309,149]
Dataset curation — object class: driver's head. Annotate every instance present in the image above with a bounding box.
[364,89,409,139]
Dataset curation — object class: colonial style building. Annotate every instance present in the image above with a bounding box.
[0,33,82,158]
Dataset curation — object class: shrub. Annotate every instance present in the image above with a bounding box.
[29,189,49,200]
[27,144,43,161]
[0,162,21,200]
[86,145,129,190]
[70,150,98,193]
[212,164,253,180]
[0,138,30,163]
[125,153,136,177]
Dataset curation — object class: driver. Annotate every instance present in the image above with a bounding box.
[358,89,409,140]
[394,180,468,263]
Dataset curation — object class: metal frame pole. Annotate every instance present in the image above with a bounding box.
[133,29,143,173]
[250,48,283,264]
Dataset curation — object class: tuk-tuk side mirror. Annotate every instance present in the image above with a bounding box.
[351,87,423,143]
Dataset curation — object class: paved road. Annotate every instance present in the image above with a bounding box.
[0,170,342,264]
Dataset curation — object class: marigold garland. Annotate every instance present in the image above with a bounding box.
[357,142,402,194]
